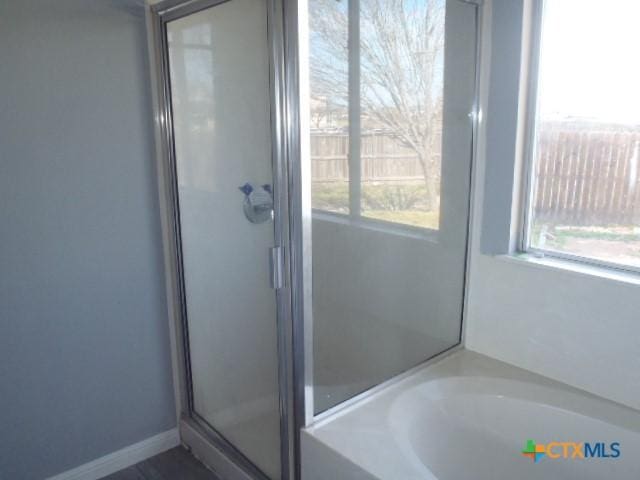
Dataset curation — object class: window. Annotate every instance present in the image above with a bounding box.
[523,0,640,271]
[308,0,445,230]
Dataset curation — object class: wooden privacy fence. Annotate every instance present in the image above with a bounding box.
[310,132,426,182]
[311,123,640,226]
[534,123,640,226]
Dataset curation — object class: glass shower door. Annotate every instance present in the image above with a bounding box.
[165,1,282,478]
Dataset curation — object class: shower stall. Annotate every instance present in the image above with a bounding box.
[148,0,479,477]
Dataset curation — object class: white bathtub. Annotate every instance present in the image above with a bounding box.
[302,350,640,479]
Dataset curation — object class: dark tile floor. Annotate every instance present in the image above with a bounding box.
[100,447,222,480]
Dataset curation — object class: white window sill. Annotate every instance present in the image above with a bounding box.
[311,209,438,242]
[495,252,640,287]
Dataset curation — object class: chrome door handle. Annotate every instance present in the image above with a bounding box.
[269,246,284,290]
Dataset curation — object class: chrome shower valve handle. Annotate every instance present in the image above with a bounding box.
[238,182,274,224]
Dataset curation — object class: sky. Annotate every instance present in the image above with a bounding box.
[538,0,640,124]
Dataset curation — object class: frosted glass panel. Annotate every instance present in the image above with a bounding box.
[167,1,280,478]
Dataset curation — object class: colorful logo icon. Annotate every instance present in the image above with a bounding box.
[522,440,546,463]
[521,440,620,463]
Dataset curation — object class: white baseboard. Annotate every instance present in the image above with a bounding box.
[47,428,180,480]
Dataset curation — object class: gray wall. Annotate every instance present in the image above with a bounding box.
[0,1,176,478]
[478,0,524,255]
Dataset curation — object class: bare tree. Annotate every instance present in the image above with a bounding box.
[309,0,445,210]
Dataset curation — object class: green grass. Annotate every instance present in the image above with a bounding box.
[532,224,640,244]
[311,183,349,212]
[530,223,640,263]
[554,229,640,242]
[312,182,440,229]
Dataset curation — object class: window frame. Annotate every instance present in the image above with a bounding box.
[520,0,640,276]
[309,0,441,236]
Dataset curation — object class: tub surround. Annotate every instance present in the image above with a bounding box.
[302,350,640,480]
[467,0,640,413]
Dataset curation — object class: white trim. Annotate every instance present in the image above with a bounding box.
[46,428,180,480]
[497,253,640,287]
[514,0,540,253]
[311,209,439,242]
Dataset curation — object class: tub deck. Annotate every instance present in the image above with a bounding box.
[302,350,640,480]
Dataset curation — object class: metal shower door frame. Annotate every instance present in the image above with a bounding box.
[147,0,297,478]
